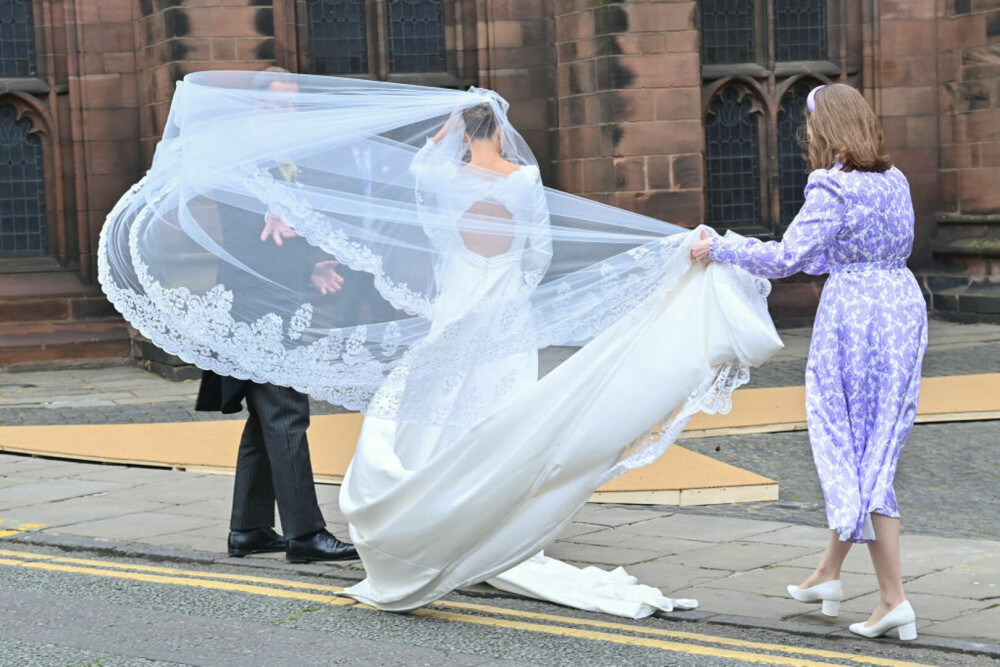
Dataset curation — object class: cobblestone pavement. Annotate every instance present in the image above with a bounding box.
[674,420,1000,542]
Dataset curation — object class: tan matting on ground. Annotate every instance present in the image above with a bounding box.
[0,415,777,506]
[684,372,1000,435]
[2,373,996,505]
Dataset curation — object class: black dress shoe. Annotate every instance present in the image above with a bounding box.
[286,529,358,563]
[228,527,287,557]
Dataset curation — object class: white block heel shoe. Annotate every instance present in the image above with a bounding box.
[849,601,917,641]
[786,580,844,617]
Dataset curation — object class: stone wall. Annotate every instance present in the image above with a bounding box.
[938,0,1000,215]
[923,0,1000,321]
[551,0,702,225]
[136,1,276,166]
[64,0,143,281]
[874,0,941,260]
[474,0,555,180]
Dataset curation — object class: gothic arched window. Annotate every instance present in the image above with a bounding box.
[386,0,446,73]
[705,89,761,230]
[700,0,846,235]
[0,105,46,255]
[700,1,755,66]
[303,0,449,82]
[0,0,37,78]
[305,0,369,75]
[778,83,811,227]
[774,0,828,62]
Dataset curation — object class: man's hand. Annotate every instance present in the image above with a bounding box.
[261,213,300,246]
[311,260,345,295]
[689,230,713,265]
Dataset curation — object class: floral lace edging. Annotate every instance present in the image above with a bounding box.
[598,361,753,485]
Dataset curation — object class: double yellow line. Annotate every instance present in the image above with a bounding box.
[0,547,930,667]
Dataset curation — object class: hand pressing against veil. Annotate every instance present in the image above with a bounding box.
[260,212,299,246]
[311,260,345,295]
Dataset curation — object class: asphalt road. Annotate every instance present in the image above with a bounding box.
[0,542,995,667]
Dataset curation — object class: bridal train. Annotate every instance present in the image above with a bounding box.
[340,240,781,615]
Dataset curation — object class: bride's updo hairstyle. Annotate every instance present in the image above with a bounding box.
[806,83,892,173]
[463,103,499,141]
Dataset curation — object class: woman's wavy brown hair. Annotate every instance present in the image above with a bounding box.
[805,83,892,173]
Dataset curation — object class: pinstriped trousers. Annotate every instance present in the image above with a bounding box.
[230,382,326,539]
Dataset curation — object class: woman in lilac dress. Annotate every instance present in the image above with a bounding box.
[691,84,927,641]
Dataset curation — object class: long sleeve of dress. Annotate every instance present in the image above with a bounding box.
[710,169,846,279]
[522,170,553,286]
[409,136,461,181]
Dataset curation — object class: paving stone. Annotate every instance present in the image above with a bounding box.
[67,465,177,485]
[840,591,993,622]
[141,523,230,552]
[561,530,711,555]
[921,606,1000,643]
[702,565,879,601]
[0,477,33,490]
[554,522,606,541]
[169,498,233,519]
[0,479,127,510]
[906,565,1000,601]
[656,541,820,572]
[780,535,1000,578]
[63,512,217,540]
[0,456,86,476]
[314,484,344,506]
[667,586,815,621]
[569,505,668,527]
[0,496,170,529]
[541,542,665,566]
[616,514,790,542]
[743,524,832,548]
[98,475,230,505]
[620,559,728,591]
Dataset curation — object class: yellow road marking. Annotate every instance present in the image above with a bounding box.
[0,530,20,538]
[412,608,876,667]
[0,549,347,592]
[0,558,354,606]
[431,600,931,667]
[0,548,933,667]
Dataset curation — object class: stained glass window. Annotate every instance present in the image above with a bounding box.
[0,0,37,78]
[0,105,46,255]
[705,88,760,229]
[774,0,827,61]
[700,0,755,65]
[386,0,446,72]
[778,84,810,227]
[305,0,369,75]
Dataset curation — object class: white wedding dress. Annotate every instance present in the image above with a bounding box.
[95,74,780,618]
[339,142,783,617]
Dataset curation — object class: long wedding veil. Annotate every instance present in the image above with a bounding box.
[99,70,771,479]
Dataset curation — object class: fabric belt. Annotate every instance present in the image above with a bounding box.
[830,259,907,274]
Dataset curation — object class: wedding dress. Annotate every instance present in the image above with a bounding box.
[98,71,782,619]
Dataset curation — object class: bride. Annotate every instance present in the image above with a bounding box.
[99,71,782,620]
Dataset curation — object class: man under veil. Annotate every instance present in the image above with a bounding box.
[196,67,356,564]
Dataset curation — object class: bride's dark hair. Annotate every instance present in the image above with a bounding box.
[463,104,498,141]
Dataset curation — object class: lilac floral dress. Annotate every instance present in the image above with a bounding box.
[710,165,928,543]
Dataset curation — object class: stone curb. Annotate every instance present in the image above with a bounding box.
[9,531,1000,659]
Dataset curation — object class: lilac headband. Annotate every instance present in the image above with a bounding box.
[806,85,826,114]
